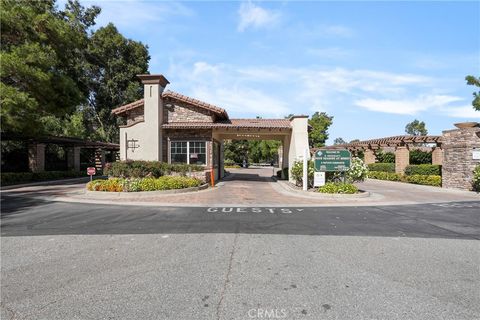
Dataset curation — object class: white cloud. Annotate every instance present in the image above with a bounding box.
[354,95,463,115]
[237,1,281,32]
[168,60,468,120]
[442,105,480,119]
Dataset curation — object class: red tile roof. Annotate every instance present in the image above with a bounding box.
[111,90,229,120]
[111,99,144,115]
[162,90,228,119]
[162,119,291,129]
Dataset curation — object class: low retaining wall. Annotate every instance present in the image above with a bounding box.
[170,170,210,183]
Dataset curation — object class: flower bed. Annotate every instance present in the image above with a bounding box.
[87,176,203,192]
[317,182,359,194]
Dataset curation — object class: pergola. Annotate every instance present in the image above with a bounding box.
[316,135,444,174]
[1,133,119,172]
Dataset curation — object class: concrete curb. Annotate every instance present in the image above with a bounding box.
[84,183,210,199]
[275,180,371,199]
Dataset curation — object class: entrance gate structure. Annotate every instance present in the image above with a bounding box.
[323,122,480,191]
[112,74,310,183]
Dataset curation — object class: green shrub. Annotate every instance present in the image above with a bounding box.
[410,150,432,164]
[368,171,403,181]
[346,157,368,182]
[87,178,123,192]
[317,183,358,194]
[224,159,236,166]
[375,150,395,163]
[473,164,480,191]
[405,174,441,187]
[290,160,314,187]
[224,165,241,169]
[405,164,441,176]
[86,176,202,192]
[367,163,395,173]
[104,161,204,178]
[1,171,84,186]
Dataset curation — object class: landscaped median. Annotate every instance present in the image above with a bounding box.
[86,160,208,193]
[367,163,442,187]
[284,157,369,196]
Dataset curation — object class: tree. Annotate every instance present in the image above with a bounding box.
[405,119,428,136]
[333,137,346,145]
[0,0,100,135]
[308,112,333,148]
[465,75,480,111]
[84,23,150,142]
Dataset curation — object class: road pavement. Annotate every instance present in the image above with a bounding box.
[1,193,479,320]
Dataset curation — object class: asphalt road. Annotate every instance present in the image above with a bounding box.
[1,195,480,319]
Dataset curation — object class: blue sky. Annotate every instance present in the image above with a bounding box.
[63,0,479,143]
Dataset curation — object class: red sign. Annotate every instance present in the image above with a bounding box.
[87,167,96,176]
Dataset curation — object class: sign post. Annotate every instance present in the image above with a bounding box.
[303,148,308,191]
[87,167,96,182]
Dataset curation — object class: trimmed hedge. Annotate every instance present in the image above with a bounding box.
[367,163,395,173]
[317,183,359,194]
[368,171,441,187]
[368,171,403,181]
[410,149,432,165]
[1,171,85,186]
[375,150,395,163]
[405,164,441,176]
[87,176,202,192]
[405,174,442,187]
[104,161,204,178]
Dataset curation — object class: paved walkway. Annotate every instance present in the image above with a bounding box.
[2,167,479,206]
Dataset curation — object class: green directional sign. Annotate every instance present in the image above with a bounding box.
[314,149,351,172]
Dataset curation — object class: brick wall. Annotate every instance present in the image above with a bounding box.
[126,107,144,125]
[164,102,214,123]
[442,125,480,190]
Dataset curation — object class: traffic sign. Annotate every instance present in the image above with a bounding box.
[314,149,351,172]
[87,167,96,176]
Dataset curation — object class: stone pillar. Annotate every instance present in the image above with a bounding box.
[442,123,480,190]
[364,149,376,164]
[67,147,81,171]
[431,146,443,166]
[28,143,46,172]
[395,146,410,174]
[95,149,106,172]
